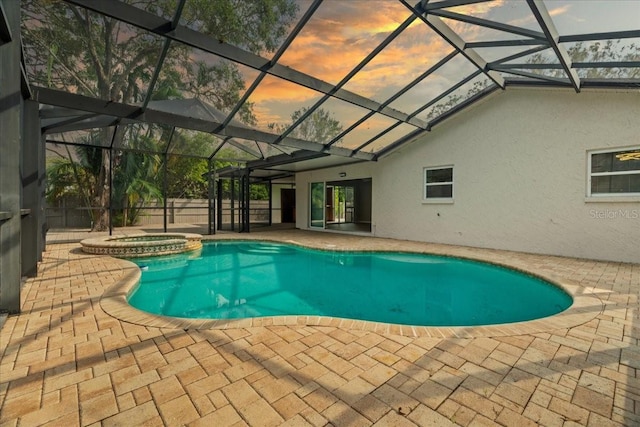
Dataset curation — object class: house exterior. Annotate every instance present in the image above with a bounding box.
[296,88,640,264]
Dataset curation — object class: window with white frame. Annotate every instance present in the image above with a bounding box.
[588,147,640,196]
[424,166,453,200]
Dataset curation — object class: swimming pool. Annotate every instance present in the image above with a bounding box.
[127,241,572,327]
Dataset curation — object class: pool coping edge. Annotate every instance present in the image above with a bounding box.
[99,237,604,338]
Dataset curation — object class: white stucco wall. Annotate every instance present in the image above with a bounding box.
[271,182,295,223]
[296,88,640,263]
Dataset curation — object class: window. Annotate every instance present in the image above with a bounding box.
[588,147,640,197]
[424,166,453,201]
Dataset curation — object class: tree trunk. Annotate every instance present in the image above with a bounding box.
[92,148,110,231]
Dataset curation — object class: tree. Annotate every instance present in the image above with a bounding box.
[424,40,639,124]
[46,145,99,225]
[165,132,217,199]
[23,0,298,230]
[112,130,164,226]
[525,40,640,79]
[425,79,491,121]
[269,107,344,144]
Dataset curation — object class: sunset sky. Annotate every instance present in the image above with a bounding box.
[35,0,640,156]
[199,0,639,153]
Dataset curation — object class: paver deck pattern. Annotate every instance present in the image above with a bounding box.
[1,229,638,426]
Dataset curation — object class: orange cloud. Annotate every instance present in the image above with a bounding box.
[249,75,321,104]
[249,0,505,136]
[549,5,572,17]
[448,0,506,16]
[277,1,418,84]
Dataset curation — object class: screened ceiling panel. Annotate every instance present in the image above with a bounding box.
[445,0,542,32]
[116,123,175,153]
[288,97,371,147]
[255,141,299,158]
[551,1,640,35]
[276,0,413,85]
[168,129,224,157]
[340,20,449,104]
[475,44,548,64]
[387,53,478,116]
[46,128,115,149]
[503,47,560,64]
[154,44,261,124]
[562,39,640,79]
[232,74,324,133]
[125,0,179,21]
[359,122,420,154]
[178,0,302,57]
[23,0,640,167]
[213,137,265,161]
[419,74,494,123]
[23,2,164,103]
[438,16,535,44]
[333,114,399,151]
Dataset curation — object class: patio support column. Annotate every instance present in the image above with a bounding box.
[244,169,251,233]
[108,147,113,235]
[230,174,235,231]
[216,179,223,231]
[268,180,272,226]
[0,0,23,313]
[207,159,216,235]
[163,152,168,232]
[21,100,43,278]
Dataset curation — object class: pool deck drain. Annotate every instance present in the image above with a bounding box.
[1,229,638,426]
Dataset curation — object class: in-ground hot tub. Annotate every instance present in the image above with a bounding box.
[81,233,202,258]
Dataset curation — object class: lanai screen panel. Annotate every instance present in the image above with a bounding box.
[21,0,640,162]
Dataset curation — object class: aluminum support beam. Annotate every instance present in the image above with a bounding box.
[140,0,186,111]
[423,0,493,11]
[488,45,552,66]
[20,100,43,278]
[406,1,505,89]
[494,68,572,85]
[42,113,100,133]
[325,50,459,148]
[427,9,547,41]
[526,0,580,92]
[33,87,375,161]
[275,13,421,145]
[218,0,323,132]
[492,61,640,70]
[466,39,547,48]
[0,0,23,314]
[559,30,640,43]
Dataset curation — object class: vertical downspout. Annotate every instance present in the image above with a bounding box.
[268,180,272,226]
[108,148,113,236]
[230,173,235,232]
[245,169,251,233]
[163,152,168,233]
[217,178,222,231]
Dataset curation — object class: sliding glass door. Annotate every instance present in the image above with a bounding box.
[310,182,324,228]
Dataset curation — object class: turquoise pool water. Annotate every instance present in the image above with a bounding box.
[128,241,572,327]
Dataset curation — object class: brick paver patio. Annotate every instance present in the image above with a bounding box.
[1,229,638,426]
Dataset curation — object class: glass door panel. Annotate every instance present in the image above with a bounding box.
[310,182,325,228]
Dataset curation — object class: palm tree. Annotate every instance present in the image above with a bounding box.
[47,129,165,229]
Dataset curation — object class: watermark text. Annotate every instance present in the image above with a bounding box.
[590,209,639,219]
